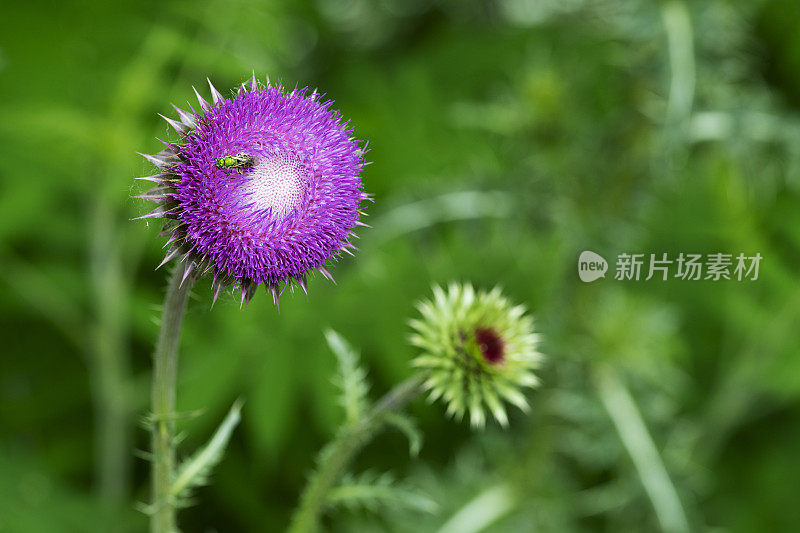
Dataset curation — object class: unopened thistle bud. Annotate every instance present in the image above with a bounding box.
[135,74,369,307]
[409,284,542,427]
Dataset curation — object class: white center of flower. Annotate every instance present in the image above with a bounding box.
[245,154,304,218]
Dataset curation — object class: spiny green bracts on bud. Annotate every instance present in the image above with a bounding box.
[409,284,542,428]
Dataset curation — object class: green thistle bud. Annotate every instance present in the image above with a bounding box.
[409,283,542,428]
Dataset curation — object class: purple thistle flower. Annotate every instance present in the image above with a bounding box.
[136,75,369,307]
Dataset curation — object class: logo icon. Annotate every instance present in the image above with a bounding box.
[578,251,608,282]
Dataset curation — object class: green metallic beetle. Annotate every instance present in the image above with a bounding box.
[215,152,255,173]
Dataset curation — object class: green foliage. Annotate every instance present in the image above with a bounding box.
[170,400,243,507]
[3,0,800,531]
[0,448,140,533]
[327,471,437,515]
[384,413,423,457]
[325,329,371,426]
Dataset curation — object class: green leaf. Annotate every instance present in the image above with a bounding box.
[384,412,423,457]
[325,329,370,426]
[170,399,243,504]
[327,471,438,515]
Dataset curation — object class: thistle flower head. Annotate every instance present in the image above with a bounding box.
[409,283,542,428]
[135,75,369,307]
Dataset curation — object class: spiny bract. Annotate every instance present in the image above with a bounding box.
[409,283,542,428]
[135,74,369,308]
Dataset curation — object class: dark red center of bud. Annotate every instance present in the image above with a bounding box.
[475,327,504,365]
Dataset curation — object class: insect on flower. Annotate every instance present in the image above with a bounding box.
[215,153,255,173]
[134,74,370,308]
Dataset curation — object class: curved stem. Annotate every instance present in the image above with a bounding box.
[288,375,426,533]
[436,484,516,533]
[593,364,689,533]
[151,262,194,533]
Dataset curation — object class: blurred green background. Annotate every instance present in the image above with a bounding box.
[3,0,800,531]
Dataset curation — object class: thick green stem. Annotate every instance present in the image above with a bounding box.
[151,263,193,533]
[288,375,426,533]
